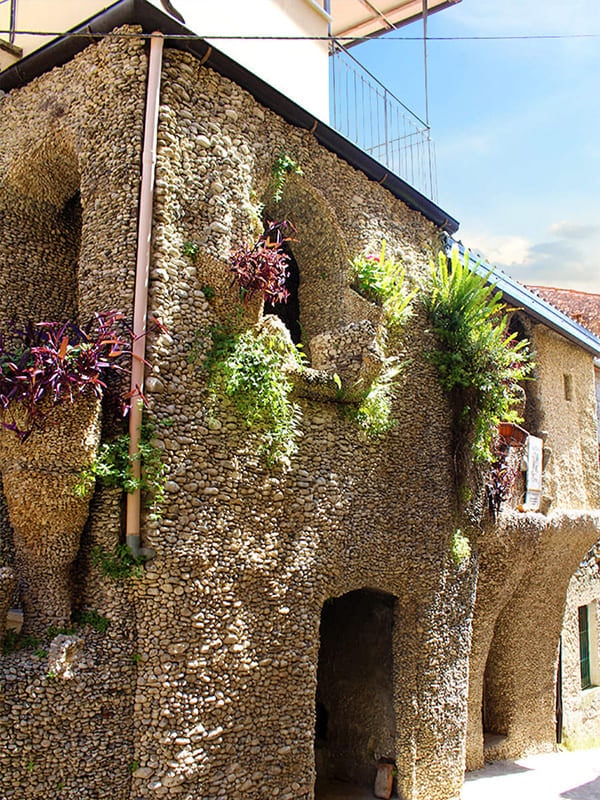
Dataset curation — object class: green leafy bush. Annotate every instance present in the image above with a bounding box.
[450,528,472,566]
[182,241,200,263]
[350,241,415,327]
[74,419,166,519]
[72,608,110,633]
[209,327,302,465]
[92,543,146,580]
[349,362,402,438]
[423,247,532,463]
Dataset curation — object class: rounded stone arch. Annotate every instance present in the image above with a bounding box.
[5,132,80,208]
[263,172,351,350]
[0,130,82,327]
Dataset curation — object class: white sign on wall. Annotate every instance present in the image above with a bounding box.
[524,435,543,511]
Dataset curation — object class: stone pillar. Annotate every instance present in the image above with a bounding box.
[484,512,600,761]
[393,563,476,800]
[466,514,543,770]
[0,397,101,636]
[0,566,16,641]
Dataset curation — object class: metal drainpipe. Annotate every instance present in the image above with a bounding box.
[126,31,164,558]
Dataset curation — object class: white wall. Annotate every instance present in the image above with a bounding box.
[3,0,331,120]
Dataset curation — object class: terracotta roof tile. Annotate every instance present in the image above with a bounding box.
[525,286,600,339]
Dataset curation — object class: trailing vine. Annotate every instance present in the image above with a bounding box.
[74,418,167,520]
[345,241,415,436]
[208,325,303,466]
[271,153,303,204]
[348,361,402,438]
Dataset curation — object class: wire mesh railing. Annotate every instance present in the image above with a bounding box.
[329,40,437,201]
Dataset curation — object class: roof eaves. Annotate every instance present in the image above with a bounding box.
[0,0,459,235]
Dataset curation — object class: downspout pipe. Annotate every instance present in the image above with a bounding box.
[126,31,163,558]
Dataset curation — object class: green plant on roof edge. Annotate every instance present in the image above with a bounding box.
[422,246,533,465]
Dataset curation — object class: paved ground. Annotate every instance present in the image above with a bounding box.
[316,747,600,799]
[462,747,600,800]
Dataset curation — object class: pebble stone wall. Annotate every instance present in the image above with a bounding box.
[131,46,474,800]
[0,29,147,800]
[0,28,598,800]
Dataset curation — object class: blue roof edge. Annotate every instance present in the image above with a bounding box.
[450,240,600,359]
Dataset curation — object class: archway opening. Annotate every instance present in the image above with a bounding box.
[482,651,508,753]
[0,134,81,328]
[263,240,301,345]
[315,588,397,797]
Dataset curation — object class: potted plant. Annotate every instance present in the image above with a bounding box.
[0,312,133,636]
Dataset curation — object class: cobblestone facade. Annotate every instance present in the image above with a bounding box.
[0,29,598,800]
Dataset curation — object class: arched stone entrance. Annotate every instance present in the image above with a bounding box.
[314,588,397,796]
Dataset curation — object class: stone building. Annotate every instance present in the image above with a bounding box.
[526,287,600,750]
[0,3,599,800]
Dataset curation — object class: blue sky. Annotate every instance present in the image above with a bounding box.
[353,0,600,293]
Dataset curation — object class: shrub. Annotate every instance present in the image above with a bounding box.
[229,220,296,305]
[350,241,415,327]
[0,312,133,439]
[423,247,532,463]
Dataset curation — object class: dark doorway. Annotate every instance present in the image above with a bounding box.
[315,588,397,794]
[263,242,301,344]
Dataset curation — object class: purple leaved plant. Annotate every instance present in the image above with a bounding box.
[229,220,296,305]
[0,311,151,439]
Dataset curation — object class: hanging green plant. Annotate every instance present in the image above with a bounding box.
[271,153,303,204]
[348,360,402,438]
[422,247,532,463]
[74,418,166,520]
[207,324,303,466]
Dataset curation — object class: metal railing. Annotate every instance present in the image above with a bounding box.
[0,0,16,44]
[329,40,437,201]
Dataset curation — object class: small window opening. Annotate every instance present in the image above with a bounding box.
[263,241,301,345]
[579,605,592,689]
[578,602,599,690]
[564,374,573,402]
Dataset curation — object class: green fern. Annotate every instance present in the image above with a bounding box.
[423,247,532,462]
[209,328,303,465]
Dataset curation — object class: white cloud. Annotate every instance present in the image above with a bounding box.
[459,223,600,294]
[547,221,600,240]
[461,233,532,267]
